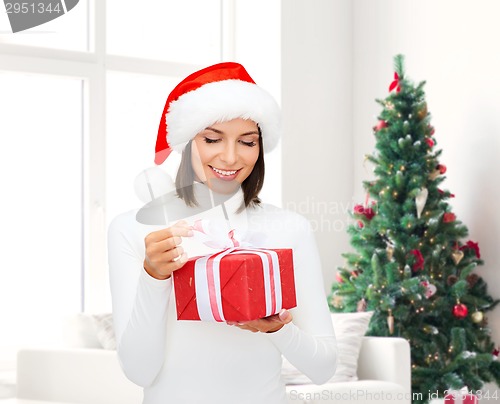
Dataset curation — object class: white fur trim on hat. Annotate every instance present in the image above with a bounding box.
[165,79,281,153]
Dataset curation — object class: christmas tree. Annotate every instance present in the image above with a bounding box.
[329,55,500,403]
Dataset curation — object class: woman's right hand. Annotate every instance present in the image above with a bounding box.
[143,220,193,280]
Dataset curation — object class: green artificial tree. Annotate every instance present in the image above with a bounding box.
[329,55,500,403]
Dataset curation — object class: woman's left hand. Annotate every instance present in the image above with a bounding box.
[227,309,292,333]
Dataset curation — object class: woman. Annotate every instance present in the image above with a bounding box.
[108,62,336,404]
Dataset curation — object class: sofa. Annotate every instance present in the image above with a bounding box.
[14,335,411,404]
[8,310,412,404]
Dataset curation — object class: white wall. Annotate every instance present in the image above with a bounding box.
[281,0,354,293]
[353,0,500,396]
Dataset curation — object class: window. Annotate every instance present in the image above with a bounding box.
[0,0,281,382]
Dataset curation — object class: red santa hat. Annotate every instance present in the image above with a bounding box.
[154,62,282,165]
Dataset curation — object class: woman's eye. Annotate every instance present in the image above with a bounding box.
[203,137,220,144]
[240,140,257,147]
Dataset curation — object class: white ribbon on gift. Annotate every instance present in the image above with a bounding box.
[191,219,283,322]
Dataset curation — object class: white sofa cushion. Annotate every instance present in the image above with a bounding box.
[282,311,374,384]
[62,314,102,349]
[63,313,116,350]
[91,314,116,350]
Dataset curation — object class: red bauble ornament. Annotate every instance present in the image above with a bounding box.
[354,204,365,215]
[374,120,388,132]
[437,164,447,174]
[443,212,456,223]
[364,207,376,220]
[357,220,364,229]
[452,303,468,319]
[336,272,344,283]
[425,138,435,148]
[493,347,499,359]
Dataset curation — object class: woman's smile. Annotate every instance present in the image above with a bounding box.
[209,165,242,181]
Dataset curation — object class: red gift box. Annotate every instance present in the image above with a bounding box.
[173,248,296,322]
[444,390,478,404]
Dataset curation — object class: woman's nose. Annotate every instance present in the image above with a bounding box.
[220,143,237,165]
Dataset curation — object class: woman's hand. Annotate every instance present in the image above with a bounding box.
[143,220,193,280]
[227,309,293,333]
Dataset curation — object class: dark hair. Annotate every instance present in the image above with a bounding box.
[175,127,265,209]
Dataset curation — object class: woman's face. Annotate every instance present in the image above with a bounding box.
[191,118,260,194]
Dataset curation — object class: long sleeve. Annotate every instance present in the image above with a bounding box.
[261,207,337,384]
[107,212,171,387]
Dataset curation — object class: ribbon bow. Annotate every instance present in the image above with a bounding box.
[192,219,243,249]
[191,218,268,249]
[389,72,401,92]
[190,219,281,322]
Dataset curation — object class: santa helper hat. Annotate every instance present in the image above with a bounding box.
[154,62,282,165]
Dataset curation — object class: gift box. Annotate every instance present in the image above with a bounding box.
[173,248,296,322]
[444,390,478,404]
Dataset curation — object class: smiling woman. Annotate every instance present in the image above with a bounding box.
[107,62,337,404]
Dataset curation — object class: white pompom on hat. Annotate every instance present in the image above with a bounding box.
[154,62,282,165]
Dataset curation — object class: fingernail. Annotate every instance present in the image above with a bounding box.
[279,309,289,322]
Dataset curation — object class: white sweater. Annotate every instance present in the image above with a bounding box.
[108,187,337,404]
